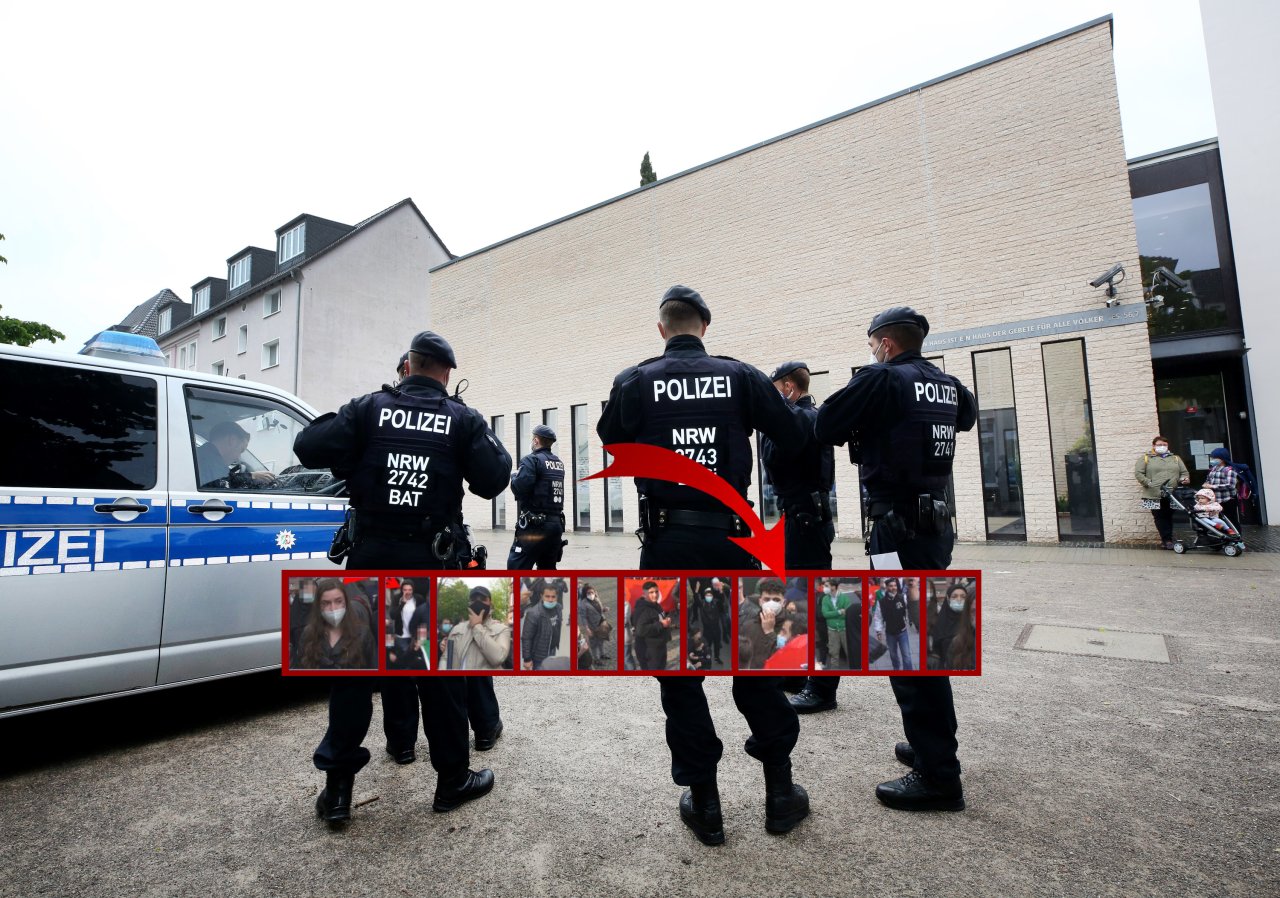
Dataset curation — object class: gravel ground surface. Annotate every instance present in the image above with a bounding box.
[3,535,1277,897]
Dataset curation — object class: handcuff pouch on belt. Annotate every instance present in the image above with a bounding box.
[433,520,488,569]
[328,508,355,565]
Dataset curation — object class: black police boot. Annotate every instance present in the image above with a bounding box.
[432,768,495,812]
[781,677,806,694]
[790,687,837,715]
[894,741,916,768]
[474,720,503,752]
[875,770,964,812]
[315,772,354,824]
[763,761,810,834]
[679,780,725,846]
[386,744,416,765]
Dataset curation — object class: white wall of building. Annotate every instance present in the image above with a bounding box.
[1201,0,1280,522]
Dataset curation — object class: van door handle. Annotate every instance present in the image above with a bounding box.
[187,500,235,517]
[94,499,151,514]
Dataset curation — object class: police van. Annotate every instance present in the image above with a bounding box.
[0,334,345,717]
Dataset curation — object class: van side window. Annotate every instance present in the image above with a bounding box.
[0,358,158,490]
[185,386,336,494]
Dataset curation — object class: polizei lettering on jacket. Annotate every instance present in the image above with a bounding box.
[378,408,453,434]
[652,375,733,402]
[914,381,958,405]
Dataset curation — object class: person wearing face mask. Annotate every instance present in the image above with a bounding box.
[690,584,726,666]
[1202,446,1241,528]
[928,583,969,669]
[292,579,376,671]
[444,597,512,671]
[520,579,563,670]
[578,583,612,667]
[815,306,976,814]
[1134,434,1191,549]
[817,580,853,669]
[742,578,790,670]
[945,592,978,672]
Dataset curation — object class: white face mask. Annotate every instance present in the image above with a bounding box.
[1154,445,1169,455]
[322,607,346,627]
[822,585,831,595]
[762,599,783,615]
[949,598,966,612]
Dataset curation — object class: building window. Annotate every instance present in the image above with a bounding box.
[542,407,559,434]
[571,404,590,531]
[1133,183,1228,337]
[264,290,281,317]
[972,349,1026,540]
[491,415,507,529]
[193,285,210,314]
[213,316,227,340]
[158,307,172,334]
[211,360,225,376]
[279,222,306,263]
[262,340,279,370]
[515,412,530,462]
[179,340,197,370]
[1041,339,1103,541]
[229,256,251,290]
[602,400,623,531]
[237,324,248,354]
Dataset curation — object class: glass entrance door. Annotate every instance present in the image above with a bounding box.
[1155,373,1230,487]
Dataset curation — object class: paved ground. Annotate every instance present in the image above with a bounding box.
[3,533,1278,897]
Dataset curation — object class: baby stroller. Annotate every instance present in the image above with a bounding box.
[1162,485,1246,557]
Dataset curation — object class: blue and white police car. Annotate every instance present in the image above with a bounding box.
[0,333,346,716]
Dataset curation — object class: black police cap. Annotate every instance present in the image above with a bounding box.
[867,306,930,339]
[409,331,458,368]
[659,285,711,324]
[770,360,809,382]
[532,424,557,443]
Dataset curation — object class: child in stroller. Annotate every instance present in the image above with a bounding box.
[1193,488,1238,536]
[1163,485,1246,556]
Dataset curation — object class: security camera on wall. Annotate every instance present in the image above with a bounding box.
[1089,262,1125,301]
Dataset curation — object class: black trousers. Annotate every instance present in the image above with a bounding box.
[507,520,565,569]
[1151,497,1176,542]
[640,525,799,785]
[786,515,838,700]
[467,675,501,735]
[867,515,962,783]
[313,535,472,780]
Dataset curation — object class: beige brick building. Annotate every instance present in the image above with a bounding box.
[431,17,1160,545]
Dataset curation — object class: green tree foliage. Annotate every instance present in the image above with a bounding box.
[1,232,7,265]
[0,304,66,346]
[640,152,657,186]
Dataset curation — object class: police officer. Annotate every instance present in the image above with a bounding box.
[506,424,566,569]
[294,330,512,824]
[814,306,976,812]
[598,285,811,846]
[760,360,841,715]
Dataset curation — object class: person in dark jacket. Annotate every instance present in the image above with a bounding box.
[521,580,561,670]
[690,585,725,665]
[928,583,968,669]
[292,579,377,670]
[632,581,672,671]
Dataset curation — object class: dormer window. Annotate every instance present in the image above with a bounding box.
[229,256,251,290]
[193,285,210,314]
[158,307,172,333]
[279,223,306,263]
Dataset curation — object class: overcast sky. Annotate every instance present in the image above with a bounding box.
[0,0,1217,351]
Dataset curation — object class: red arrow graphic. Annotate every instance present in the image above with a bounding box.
[584,443,787,576]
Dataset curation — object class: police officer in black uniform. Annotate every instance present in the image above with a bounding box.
[294,330,512,824]
[597,285,811,846]
[506,424,566,569]
[815,306,976,811]
[759,361,841,714]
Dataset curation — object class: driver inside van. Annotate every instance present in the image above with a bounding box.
[196,420,277,489]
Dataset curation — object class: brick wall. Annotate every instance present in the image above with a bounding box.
[431,21,1158,544]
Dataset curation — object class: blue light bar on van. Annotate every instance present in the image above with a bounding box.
[79,330,168,365]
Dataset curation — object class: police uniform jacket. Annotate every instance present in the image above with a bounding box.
[511,446,565,514]
[293,375,512,529]
[597,334,808,512]
[815,350,976,503]
[760,394,834,508]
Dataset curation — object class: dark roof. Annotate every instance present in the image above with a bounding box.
[179,198,451,331]
[114,288,187,338]
[1127,137,1219,169]
[275,212,351,235]
[431,14,1115,272]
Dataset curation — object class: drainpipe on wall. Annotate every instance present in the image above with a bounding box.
[290,269,304,395]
